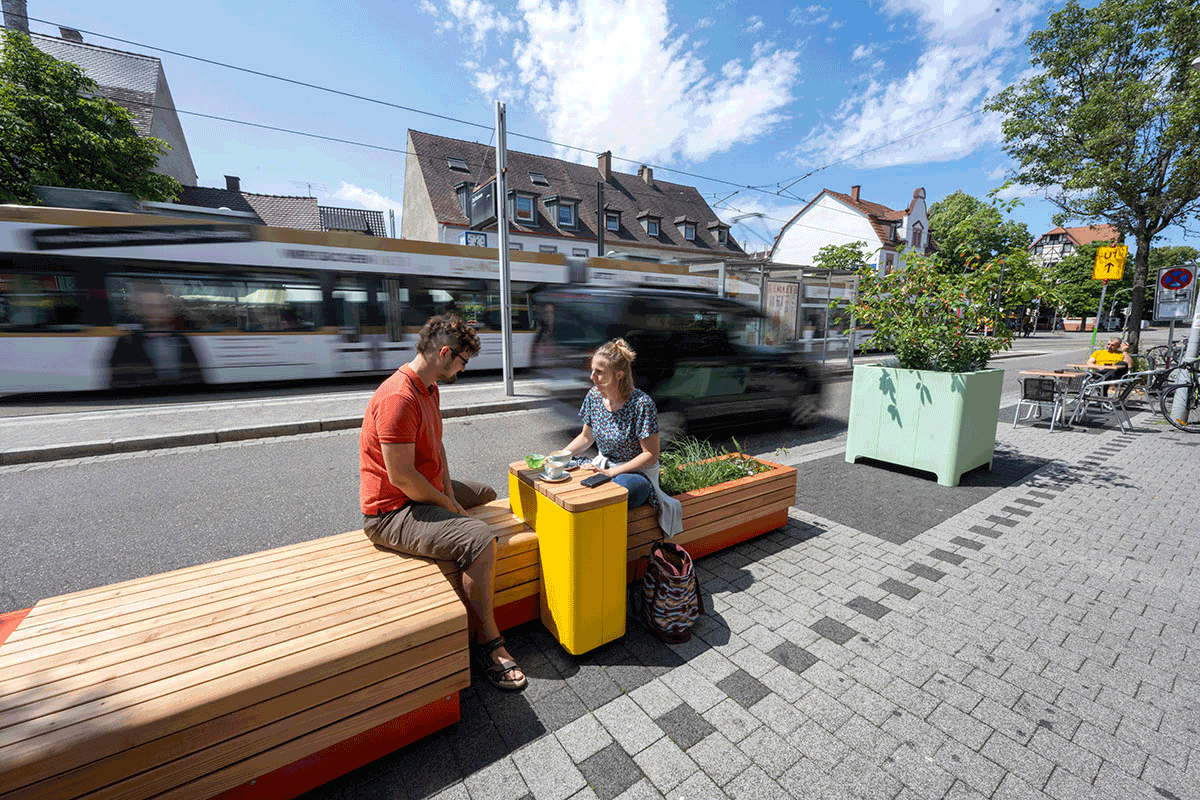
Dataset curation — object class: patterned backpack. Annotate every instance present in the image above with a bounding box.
[636,542,703,643]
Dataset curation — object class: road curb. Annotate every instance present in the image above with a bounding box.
[0,398,550,466]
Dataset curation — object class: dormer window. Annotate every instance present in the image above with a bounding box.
[638,211,661,237]
[446,156,469,173]
[529,171,549,187]
[675,215,697,241]
[605,211,620,232]
[543,195,579,229]
[454,181,472,217]
[707,220,730,245]
[512,193,536,223]
[717,229,727,245]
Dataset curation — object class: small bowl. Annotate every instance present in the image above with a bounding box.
[525,454,546,470]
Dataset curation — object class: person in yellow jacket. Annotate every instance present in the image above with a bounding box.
[1087,337,1134,380]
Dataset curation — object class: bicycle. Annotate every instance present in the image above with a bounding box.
[1143,340,1185,371]
[1158,357,1200,433]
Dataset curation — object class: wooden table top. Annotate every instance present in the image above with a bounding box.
[1064,363,1122,370]
[1019,370,1079,378]
[508,461,628,512]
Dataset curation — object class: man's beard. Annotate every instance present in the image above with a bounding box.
[440,372,459,385]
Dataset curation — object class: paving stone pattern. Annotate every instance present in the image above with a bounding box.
[302,414,1199,800]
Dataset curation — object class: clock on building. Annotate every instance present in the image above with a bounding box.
[461,231,487,248]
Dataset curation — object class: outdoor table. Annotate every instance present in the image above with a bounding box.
[1017,370,1087,428]
[507,462,629,655]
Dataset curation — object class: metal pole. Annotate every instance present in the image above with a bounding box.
[596,182,604,257]
[388,209,396,238]
[1167,320,1176,365]
[1169,286,1200,420]
[1090,280,1108,350]
[495,101,514,396]
[758,266,767,345]
[718,262,727,298]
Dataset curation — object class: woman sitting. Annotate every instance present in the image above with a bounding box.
[560,340,683,533]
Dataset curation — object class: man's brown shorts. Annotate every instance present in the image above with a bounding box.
[364,480,498,569]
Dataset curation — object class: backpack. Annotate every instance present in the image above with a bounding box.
[635,542,703,643]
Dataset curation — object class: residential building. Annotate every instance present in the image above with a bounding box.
[1028,224,1122,270]
[172,176,386,235]
[2,5,198,186]
[770,186,932,273]
[401,130,745,262]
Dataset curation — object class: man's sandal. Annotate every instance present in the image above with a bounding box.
[473,636,527,692]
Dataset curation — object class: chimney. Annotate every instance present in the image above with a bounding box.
[598,151,612,181]
[638,164,654,188]
[850,185,861,202]
[58,26,83,42]
[225,175,241,192]
[2,0,29,34]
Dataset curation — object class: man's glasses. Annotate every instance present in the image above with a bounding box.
[448,348,470,367]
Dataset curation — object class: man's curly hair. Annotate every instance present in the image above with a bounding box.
[417,314,480,358]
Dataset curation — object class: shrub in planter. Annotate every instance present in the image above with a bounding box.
[658,438,769,496]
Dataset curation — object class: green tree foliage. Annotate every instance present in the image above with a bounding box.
[0,30,179,204]
[927,190,1032,269]
[812,241,871,271]
[987,0,1200,351]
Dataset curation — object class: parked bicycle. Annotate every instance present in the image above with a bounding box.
[1158,357,1200,433]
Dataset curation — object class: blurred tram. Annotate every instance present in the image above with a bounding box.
[0,205,718,395]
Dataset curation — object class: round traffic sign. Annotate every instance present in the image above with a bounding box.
[1162,268,1193,290]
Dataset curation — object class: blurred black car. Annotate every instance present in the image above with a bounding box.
[530,286,823,438]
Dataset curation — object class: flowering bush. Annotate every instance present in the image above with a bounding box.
[847,250,1038,373]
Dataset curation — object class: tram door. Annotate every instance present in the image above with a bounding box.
[373,279,415,371]
[331,280,377,374]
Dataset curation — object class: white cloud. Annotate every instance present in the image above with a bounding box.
[987,164,1008,181]
[851,43,876,61]
[790,5,830,25]
[745,15,764,33]
[474,0,802,164]
[696,16,714,28]
[331,182,401,213]
[421,0,518,47]
[792,1,1048,169]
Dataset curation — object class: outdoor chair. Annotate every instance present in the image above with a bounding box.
[1013,375,1082,432]
[1070,373,1142,433]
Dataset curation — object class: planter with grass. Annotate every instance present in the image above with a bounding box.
[625,439,797,573]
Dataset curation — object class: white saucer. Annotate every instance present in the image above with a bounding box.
[538,470,571,483]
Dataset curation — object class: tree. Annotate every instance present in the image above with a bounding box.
[927,190,1031,270]
[0,30,179,204]
[987,0,1200,351]
[813,241,871,271]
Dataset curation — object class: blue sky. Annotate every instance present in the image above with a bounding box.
[22,0,1190,252]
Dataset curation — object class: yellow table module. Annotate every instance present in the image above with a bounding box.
[508,462,629,655]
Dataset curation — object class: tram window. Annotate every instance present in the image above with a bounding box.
[333,284,369,330]
[0,272,86,331]
[109,274,321,332]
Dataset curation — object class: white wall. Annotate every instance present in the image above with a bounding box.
[772,194,882,267]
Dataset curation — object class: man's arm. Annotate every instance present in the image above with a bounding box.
[381,442,460,513]
[440,443,467,514]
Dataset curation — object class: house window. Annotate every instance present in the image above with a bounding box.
[557,202,577,229]
[529,171,549,186]
[509,242,523,251]
[539,245,558,253]
[606,212,620,232]
[514,194,535,223]
[645,218,660,237]
[684,223,696,241]
[911,223,923,250]
[446,157,469,173]
[573,247,589,257]
[717,228,727,245]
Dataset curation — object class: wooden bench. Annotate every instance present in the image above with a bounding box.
[0,531,473,800]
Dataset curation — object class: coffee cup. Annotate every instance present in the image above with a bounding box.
[547,450,572,470]
[545,463,566,479]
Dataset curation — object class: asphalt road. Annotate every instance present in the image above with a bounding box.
[0,332,1133,613]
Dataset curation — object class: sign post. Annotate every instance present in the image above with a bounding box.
[1091,246,1127,348]
[1161,263,1200,422]
[495,101,514,396]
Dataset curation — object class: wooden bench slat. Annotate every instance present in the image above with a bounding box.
[626,485,795,550]
[494,580,540,607]
[0,551,435,664]
[0,566,450,705]
[0,598,464,794]
[7,638,466,800]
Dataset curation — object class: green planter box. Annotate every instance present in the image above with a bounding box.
[845,366,1004,487]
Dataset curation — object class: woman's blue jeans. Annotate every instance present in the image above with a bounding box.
[613,472,652,508]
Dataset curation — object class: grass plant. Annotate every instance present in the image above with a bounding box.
[658,437,769,496]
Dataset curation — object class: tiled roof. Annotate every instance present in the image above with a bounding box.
[407,130,745,256]
[825,190,905,246]
[320,206,388,237]
[1031,224,1121,249]
[242,193,321,231]
[175,186,261,217]
[29,33,161,137]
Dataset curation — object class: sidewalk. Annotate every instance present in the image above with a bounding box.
[302,410,1199,800]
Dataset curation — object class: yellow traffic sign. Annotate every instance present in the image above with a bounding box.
[1094,245,1127,280]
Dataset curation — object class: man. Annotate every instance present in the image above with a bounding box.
[1086,337,1134,378]
[360,315,526,691]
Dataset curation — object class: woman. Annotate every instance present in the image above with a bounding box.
[561,340,683,533]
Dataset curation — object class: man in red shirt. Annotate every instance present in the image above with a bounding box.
[360,315,526,691]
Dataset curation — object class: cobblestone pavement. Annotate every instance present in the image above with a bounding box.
[303,411,1199,800]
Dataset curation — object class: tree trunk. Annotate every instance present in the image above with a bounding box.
[1127,230,1152,353]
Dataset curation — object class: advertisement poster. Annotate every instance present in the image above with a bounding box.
[765,281,799,345]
